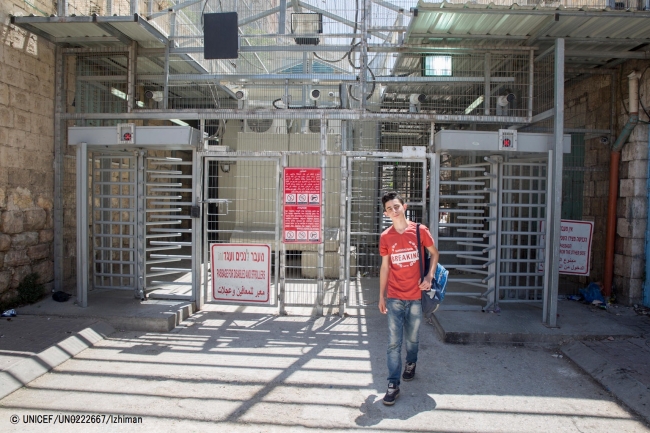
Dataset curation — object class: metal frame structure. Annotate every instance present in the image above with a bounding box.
[13,0,650,324]
[69,126,201,307]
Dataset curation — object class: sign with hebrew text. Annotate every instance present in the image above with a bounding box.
[211,244,270,302]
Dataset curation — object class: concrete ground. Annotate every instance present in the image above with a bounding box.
[0,292,649,432]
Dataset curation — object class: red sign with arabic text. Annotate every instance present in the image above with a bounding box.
[283,168,321,243]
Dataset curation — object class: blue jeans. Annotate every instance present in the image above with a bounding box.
[386,298,422,385]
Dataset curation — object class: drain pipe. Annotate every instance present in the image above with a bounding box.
[645,125,650,307]
[605,71,639,298]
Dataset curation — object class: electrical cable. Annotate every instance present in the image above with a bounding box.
[313,0,360,63]
[347,63,376,101]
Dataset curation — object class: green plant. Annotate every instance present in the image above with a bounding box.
[16,273,44,305]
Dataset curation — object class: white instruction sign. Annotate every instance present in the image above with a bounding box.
[558,220,593,275]
[540,220,593,275]
[211,244,270,303]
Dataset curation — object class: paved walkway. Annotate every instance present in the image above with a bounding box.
[560,303,650,425]
[0,316,100,373]
[0,301,649,432]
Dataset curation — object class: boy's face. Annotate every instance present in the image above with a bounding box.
[384,198,406,220]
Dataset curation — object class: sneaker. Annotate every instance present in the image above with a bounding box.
[383,383,400,405]
[402,362,416,381]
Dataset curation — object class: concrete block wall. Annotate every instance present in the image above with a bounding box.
[611,61,650,305]
[0,1,57,302]
[565,61,650,305]
[564,76,612,288]
[616,114,649,305]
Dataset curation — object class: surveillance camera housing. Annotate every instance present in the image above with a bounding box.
[235,89,248,100]
[409,93,426,104]
[309,89,321,101]
[145,90,163,102]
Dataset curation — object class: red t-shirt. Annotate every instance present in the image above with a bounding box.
[379,221,435,300]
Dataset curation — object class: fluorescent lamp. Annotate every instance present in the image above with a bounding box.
[111,88,128,100]
[170,119,189,126]
[464,96,484,114]
[111,87,145,107]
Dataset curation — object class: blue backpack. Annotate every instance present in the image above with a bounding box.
[417,223,448,316]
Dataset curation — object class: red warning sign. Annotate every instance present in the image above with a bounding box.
[283,168,321,243]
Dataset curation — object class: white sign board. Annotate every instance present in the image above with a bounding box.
[558,220,593,275]
[211,244,270,303]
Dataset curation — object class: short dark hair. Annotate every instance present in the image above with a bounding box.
[382,191,404,208]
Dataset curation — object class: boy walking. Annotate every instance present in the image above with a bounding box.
[379,191,439,405]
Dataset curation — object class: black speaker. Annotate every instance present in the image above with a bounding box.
[204,12,239,60]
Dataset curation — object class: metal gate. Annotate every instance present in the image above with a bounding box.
[432,154,549,311]
[345,157,428,310]
[91,152,138,293]
[144,154,196,300]
[498,158,548,303]
[89,150,197,300]
[203,156,281,309]
[200,151,549,314]
[434,156,499,310]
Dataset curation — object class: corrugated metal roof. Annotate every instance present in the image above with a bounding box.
[11,15,167,49]
[406,1,650,65]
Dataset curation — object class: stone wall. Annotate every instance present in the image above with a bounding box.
[615,61,650,305]
[564,61,650,305]
[0,1,56,302]
[564,75,612,288]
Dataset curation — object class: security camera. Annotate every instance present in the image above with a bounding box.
[309,89,321,101]
[409,93,426,104]
[600,136,610,145]
[235,89,248,100]
[145,90,163,102]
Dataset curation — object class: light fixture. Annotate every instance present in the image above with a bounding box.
[422,55,452,77]
[111,87,146,107]
[464,96,484,114]
[111,87,128,100]
[170,119,189,126]
[220,163,230,173]
[291,13,322,45]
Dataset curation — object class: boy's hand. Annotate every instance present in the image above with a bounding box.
[378,297,387,314]
[419,276,433,291]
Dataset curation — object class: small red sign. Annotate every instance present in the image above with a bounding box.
[283,168,321,243]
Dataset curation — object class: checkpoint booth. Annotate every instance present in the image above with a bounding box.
[68,125,202,307]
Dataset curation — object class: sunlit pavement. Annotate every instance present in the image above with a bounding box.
[0,307,648,432]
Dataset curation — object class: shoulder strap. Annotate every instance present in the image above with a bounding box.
[416,223,424,280]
